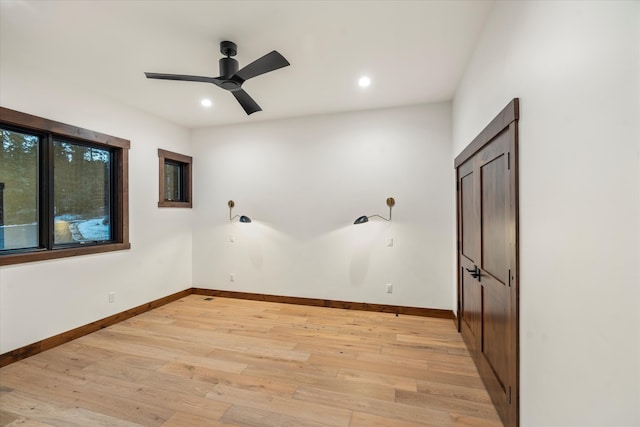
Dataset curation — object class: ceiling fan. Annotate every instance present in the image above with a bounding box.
[145,41,290,115]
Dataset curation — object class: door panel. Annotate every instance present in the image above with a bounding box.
[461,170,478,263]
[459,159,482,348]
[483,274,509,392]
[481,151,508,285]
[455,99,519,427]
[462,266,482,340]
[478,130,511,398]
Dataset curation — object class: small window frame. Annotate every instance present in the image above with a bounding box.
[158,149,192,208]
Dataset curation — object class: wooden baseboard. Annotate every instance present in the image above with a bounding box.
[192,288,454,319]
[0,288,453,367]
[0,289,191,368]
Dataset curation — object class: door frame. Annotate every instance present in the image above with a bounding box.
[454,98,519,427]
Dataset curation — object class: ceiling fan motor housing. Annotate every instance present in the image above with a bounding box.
[219,57,239,79]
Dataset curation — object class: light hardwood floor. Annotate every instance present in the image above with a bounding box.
[0,295,502,426]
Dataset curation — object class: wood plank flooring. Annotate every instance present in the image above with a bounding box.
[0,295,502,426]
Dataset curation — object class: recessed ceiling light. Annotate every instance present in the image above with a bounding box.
[358,76,371,88]
[201,99,213,107]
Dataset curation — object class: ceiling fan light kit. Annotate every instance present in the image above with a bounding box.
[145,40,290,115]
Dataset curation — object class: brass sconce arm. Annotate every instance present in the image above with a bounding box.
[228,200,252,223]
[353,197,395,224]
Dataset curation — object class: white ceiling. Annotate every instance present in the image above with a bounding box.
[0,0,493,129]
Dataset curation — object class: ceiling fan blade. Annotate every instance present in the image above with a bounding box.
[234,51,290,82]
[231,89,262,115]
[144,72,218,84]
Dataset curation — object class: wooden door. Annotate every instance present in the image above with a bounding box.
[455,99,519,427]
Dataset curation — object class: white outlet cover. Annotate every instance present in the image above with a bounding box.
[387,238,393,247]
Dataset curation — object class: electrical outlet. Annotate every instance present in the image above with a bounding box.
[387,237,394,247]
[230,273,235,282]
[386,284,393,293]
[108,292,115,303]
[229,235,235,243]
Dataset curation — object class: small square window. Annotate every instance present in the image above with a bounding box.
[158,149,192,208]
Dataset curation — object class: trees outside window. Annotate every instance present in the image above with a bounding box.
[53,140,112,245]
[0,107,130,265]
[0,128,38,250]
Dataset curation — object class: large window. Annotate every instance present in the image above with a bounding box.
[0,107,130,265]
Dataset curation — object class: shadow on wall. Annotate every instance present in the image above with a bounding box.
[248,234,263,271]
[349,220,391,287]
[350,248,370,286]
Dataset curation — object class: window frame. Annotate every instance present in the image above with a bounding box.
[158,149,192,208]
[0,107,130,266]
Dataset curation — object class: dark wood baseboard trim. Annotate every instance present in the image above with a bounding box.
[0,289,191,368]
[1,288,453,368]
[191,288,454,320]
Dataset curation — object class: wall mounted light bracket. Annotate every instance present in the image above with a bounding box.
[353,197,395,224]
[228,200,251,223]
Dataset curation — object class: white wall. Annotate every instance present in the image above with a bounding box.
[453,1,640,426]
[192,104,454,309]
[0,63,193,353]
